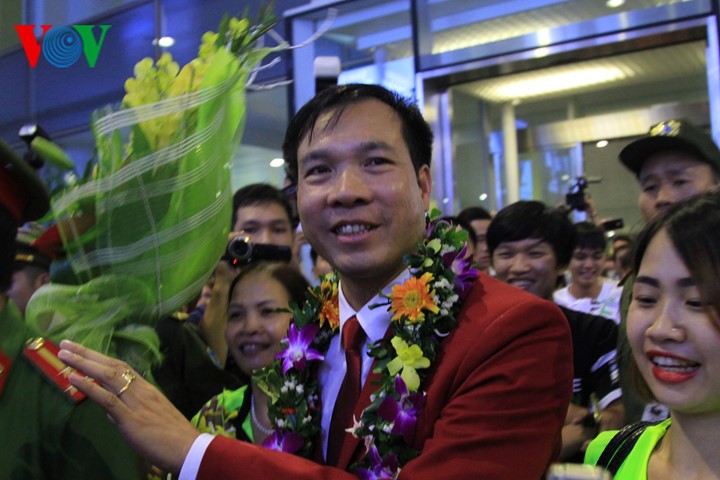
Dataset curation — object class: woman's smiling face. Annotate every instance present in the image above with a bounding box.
[225,272,293,376]
[629,228,720,415]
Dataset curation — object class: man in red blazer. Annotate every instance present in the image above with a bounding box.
[59,84,573,479]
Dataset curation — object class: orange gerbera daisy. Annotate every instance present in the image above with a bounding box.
[316,279,340,331]
[389,272,439,323]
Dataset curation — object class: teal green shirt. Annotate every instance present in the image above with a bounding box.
[585,419,671,479]
[191,384,254,442]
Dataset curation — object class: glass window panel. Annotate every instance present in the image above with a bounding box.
[415,0,711,70]
[287,0,414,107]
[26,0,145,26]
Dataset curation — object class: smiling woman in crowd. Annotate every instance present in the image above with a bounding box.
[192,262,310,444]
[585,190,720,479]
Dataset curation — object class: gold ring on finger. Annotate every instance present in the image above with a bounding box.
[117,369,136,397]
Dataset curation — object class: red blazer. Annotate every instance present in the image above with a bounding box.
[197,274,573,479]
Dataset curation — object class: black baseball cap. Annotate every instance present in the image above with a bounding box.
[14,242,53,271]
[619,119,720,177]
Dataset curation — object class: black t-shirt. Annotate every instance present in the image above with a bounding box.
[561,306,621,409]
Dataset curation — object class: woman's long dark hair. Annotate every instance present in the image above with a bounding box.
[227,261,310,306]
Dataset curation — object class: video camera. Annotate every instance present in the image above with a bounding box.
[223,236,292,267]
[565,176,624,231]
[565,176,591,212]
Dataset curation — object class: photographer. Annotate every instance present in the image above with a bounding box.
[200,183,296,368]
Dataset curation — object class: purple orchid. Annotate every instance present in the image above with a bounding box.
[442,243,479,299]
[425,217,443,237]
[355,445,400,480]
[277,323,324,374]
[261,430,304,454]
[377,375,425,443]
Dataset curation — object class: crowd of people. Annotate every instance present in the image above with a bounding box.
[2,83,720,480]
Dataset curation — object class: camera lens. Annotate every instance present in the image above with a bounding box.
[226,237,253,263]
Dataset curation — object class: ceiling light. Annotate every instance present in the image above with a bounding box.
[606,0,625,7]
[479,193,488,201]
[596,140,609,148]
[153,36,175,47]
[270,158,285,168]
[491,66,627,101]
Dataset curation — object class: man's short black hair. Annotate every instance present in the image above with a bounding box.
[457,206,492,224]
[231,183,294,228]
[574,221,607,251]
[487,200,577,268]
[282,84,433,184]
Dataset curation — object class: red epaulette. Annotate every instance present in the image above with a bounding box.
[23,337,87,403]
[0,349,11,397]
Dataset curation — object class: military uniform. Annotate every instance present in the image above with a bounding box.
[0,139,142,479]
[0,300,143,479]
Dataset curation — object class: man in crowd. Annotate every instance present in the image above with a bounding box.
[198,183,296,367]
[457,205,493,273]
[0,141,141,478]
[617,119,720,423]
[487,200,624,461]
[553,222,622,324]
[58,84,573,479]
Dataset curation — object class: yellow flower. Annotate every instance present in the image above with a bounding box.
[426,238,441,253]
[389,272,439,323]
[386,337,430,391]
[198,32,219,58]
[315,279,339,331]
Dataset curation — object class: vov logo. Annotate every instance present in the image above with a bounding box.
[15,25,111,68]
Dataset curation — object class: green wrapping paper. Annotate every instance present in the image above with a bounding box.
[25,10,280,373]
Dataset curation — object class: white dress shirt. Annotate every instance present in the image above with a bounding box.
[179,270,410,479]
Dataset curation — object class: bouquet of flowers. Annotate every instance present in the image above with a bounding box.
[25,6,282,373]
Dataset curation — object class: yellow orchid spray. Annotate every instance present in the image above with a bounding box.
[386,337,431,391]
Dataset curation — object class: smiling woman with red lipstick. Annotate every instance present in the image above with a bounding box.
[585,190,720,479]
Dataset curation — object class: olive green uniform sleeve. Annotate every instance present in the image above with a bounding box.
[0,302,142,480]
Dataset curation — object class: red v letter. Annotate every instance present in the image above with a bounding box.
[14,25,52,68]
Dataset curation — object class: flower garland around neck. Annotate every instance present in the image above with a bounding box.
[254,209,479,478]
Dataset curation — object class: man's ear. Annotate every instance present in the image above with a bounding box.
[417,165,432,211]
[35,271,50,289]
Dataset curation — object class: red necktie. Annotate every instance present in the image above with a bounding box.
[326,316,365,466]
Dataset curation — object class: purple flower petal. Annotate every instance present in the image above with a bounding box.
[261,431,304,454]
[445,245,479,299]
[356,446,399,480]
[377,376,424,443]
[393,374,408,398]
[378,396,400,423]
[277,324,325,374]
[392,409,418,442]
